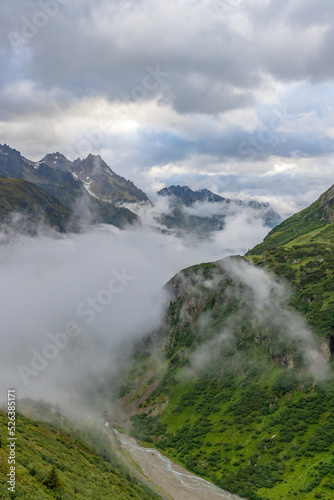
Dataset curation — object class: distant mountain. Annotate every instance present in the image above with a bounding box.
[40,151,150,204]
[158,185,226,205]
[0,144,140,230]
[156,185,282,234]
[41,152,74,172]
[0,144,281,235]
[0,144,88,207]
[0,175,71,232]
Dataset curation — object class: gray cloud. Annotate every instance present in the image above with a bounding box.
[1,0,334,210]
[3,0,333,107]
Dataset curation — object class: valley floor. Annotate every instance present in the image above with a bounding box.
[109,427,244,500]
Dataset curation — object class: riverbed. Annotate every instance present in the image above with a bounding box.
[111,429,244,500]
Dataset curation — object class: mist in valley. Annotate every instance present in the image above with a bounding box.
[0,210,270,412]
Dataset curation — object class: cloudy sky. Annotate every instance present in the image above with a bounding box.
[1,0,334,216]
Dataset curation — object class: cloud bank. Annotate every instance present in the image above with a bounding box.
[0,217,269,405]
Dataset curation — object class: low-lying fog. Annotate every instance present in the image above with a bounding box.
[0,214,269,405]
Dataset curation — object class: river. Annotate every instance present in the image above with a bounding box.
[111,428,245,500]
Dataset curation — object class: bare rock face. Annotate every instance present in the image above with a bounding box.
[0,144,141,229]
[320,339,332,362]
[319,183,334,222]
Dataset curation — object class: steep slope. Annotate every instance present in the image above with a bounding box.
[0,175,71,232]
[0,145,140,229]
[110,184,334,500]
[0,144,83,209]
[87,196,139,227]
[0,143,33,178]
[0,407,159,499]
[249,183,334,255]
[70,154,150,205]
[247,183,334,341]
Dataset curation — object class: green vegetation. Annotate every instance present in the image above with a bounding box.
[248,235,334,339]
[0,175,71,232]
[0,410,159,499]
[127,364,334,500]
[120,261,334,498]
[115,183,334,499]
[0,145,141,230]
[249,184,334,255]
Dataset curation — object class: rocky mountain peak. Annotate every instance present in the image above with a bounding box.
[42,153,73,172]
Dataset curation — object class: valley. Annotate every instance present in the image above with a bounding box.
[109,428,243,499]
[2,1,334,498]
[0,145,333,499]
[106,184,334,500]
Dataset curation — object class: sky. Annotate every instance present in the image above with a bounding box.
[1,0,334,216]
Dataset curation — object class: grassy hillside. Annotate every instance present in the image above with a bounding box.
[111,185,334,500]
[248,223,334,341]
[0,175,71,232]
[0,407,159,499]
[111,260,334,500]
[247,183,334,343]
[249,184,334,255]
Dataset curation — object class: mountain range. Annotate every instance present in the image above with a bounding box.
[0,144,140,230]
[156,185,281,235]
[0,144,281,235]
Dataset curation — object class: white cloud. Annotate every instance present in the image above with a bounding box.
[0,217,271,403]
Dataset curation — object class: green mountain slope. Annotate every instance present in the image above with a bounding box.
[0,175,71,232]
[249,184,334,255]
[110,185,334,500]
[247,224,334,341]
[247,183,334,342]
[0,407,159,499]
